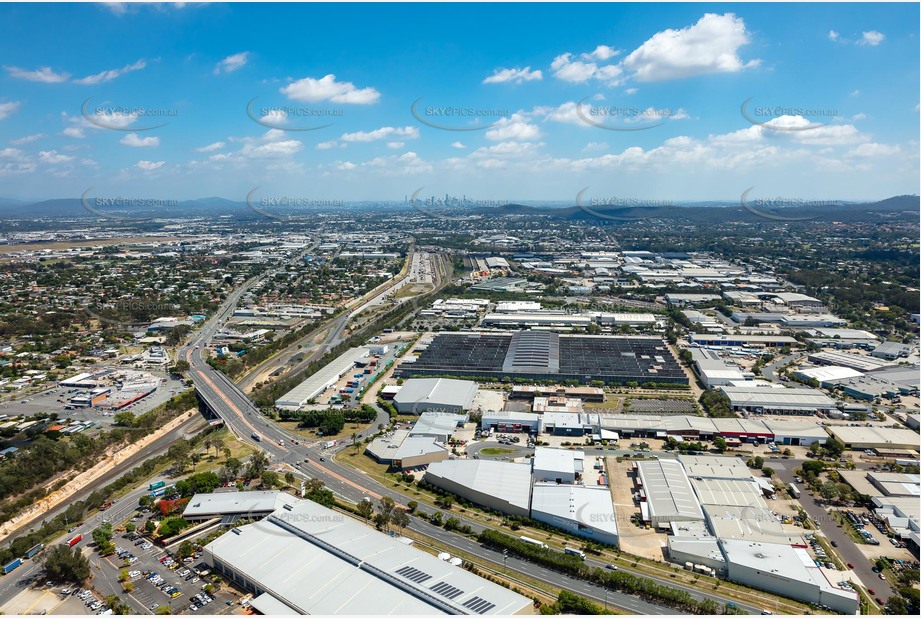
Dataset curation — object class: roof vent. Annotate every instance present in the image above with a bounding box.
[283,503,294,511]
[231,528,242,535]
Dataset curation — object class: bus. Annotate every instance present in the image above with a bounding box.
[564,547,586,560]
[149,480,166,491]
[788,483,800,499]
[518,536,548,549]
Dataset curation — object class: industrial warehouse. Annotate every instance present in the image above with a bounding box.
[396,330,687,385]
[202,497,533,615]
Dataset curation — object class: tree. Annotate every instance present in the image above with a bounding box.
[376,496,396,531]
[820,480,840,501]
[713,436,728,453]
[762,467,775,477]
[42,545,91,584]
[113,412,135,427]
[145,519,157,533]
[177,540,195,560]
[392,508,410,533]
[246,451,270,479]
[752,456,764,470]
[260,470,279,488]
[168,441,192,474]
[223,456,243,480]
[357,499,374,524]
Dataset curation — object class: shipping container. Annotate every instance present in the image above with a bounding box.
[67,534,82,547]
[2,558,21,574]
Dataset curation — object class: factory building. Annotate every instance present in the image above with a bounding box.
[275,347,370,409]
[393,378,479,414]
[396,331,687,386]
[479,411,541,434]
[826,426,921,451]
[689,348,750,387]
[203,498,533,615]
[531,447,584,484]
[634,459,704,528]
[720,541,858,614]
[717,385,837,416]
[689,334,799,348]
[530,484,619,546]
[423,460,533,518]
[182,491,300,525]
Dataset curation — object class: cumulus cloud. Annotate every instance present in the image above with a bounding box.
[340,126,419,142]
[485,113,542,141]
[451,141,466,149]
[386,141,404,149]
[483,66,543,84]
[0,101,21,120]
[623,13,760,81]
[136,160,165,171]
[858,31,885,46]
[281,74,379,104]
[848,143,899,157]
[828,30,840,41]
[214,52,250,74]
[550,53,623,86]
[38,150,74,164]
[5,66,70,83]
[120,133,160,147]
[73,59,146,84]
[195,141,225,152]
[10,133,45,145]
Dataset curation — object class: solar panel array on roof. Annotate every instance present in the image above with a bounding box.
[431,581,464,600]
[558,337,685,380]
[396,565,432,583]
[463,596,497,614]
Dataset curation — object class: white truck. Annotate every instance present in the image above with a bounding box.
[519,536,548,549]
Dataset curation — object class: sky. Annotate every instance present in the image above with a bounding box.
[0,1,918,203]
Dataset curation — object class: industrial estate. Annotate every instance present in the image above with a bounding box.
[0,2,918,617]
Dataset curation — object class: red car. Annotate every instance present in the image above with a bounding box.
[847,563,854,569]
[868,589,875,596]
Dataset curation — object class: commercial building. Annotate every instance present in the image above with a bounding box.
[690,478,768,509]
[722,541,858,613]
[423,460,533,518]
[826,426,920,451]
[183,491,301,525]
[790,365,863,387]
[635,459,704,527]
[807,351,894,372]
[393,378,479,414]
[539,413,601,437]
[531,447,584,484]
[665,293,722,307]
[718,385,837,416]
[204,498,532,615]
[479,411,541,434]
[760,419,829,446]
[392,437,450,470]
[689,348,750,387]
[689,334,799,348]
[866,472,920,498]
[530,484,618,546]
[275,347,370,409]
[678,455,754,481]
[871,341,913,360]
[396,331,687,386]
[510,385,604,402]
[703,505,803,546]
[410,412,466,442]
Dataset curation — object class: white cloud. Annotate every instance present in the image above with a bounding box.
[550,53,623,86]
[62,126,86,139]
[195,141,225,152]
[5,66,70,83]
[451,141,466,149]
[623,13,760,81]
[386,141,404,149]
[214,52,250,75]
[485,113,541,141]
[136,160,165,171]
[583,45,619,61]
[483,66,543,84]
[858,31,885,46]
[625,88,638,95]
[828,30,840,41]
[73,59,145,85]
[120,133,160,147]
[281,74,380,104]
[536,101,584,125]
[0,101,21,120]
[0,148,26,160]
[10,133,44,145]
[340,126,419,142]
[316,140,340,150]
[38,150,74,164]
[848,143,899,157]
[582,142,608,153]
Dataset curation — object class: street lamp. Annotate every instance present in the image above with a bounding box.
[503,549,508,570]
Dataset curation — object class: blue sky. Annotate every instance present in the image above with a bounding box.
[0,1,918,202]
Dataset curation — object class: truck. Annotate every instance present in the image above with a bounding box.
[99,501,113,511]
[518,536,548,549]
[564,547,586,560]
[67,534,82,547]
[788,483,800,499]
[2,558,22,574]
[149,480,166,491]
[24,543,44,559]
[149,487,166,498]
